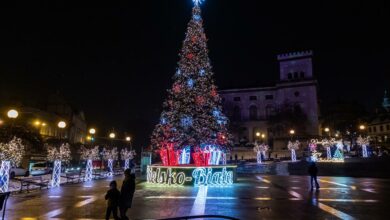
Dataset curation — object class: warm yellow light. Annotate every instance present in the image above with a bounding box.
[261,134,266,138]
[324,127,330,132]
[335,134,339,137]
[256,132,260,137]
[359,125,366,130]
[58,121,67,128]
[289,129,295,135]
[7,109,19,119]
[109,133,116,139]
[86,135,92,141]
[0,119,3,125]
[126,136,131,142]
[89,128,96,135]
[42,122,47,127]
[34,120,41,126]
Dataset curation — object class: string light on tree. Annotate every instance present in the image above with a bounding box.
[103,147,118,177]
[357,135,370,158]
[288,140,300,162]
[0,137,25,192]
[46,143,72,187]
[80,146,100,181]
[121,148,136,170]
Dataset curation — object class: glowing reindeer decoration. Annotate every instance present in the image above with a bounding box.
[357,135,370,158]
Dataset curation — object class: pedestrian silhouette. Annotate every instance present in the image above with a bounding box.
[105,180,120,220]
[120,169,136,220]
[308,162,320,190]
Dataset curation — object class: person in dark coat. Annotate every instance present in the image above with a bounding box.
[105,180,120,220]
[119,169,136,220]
[308,162,320,190]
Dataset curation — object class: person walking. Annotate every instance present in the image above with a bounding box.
[308,162,320,190]
[119,169,136,220]
[105,181,120,220]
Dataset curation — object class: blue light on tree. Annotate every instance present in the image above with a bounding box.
[181,116,193,127]
[187,79,194,88]
[176,69,181,75]
[193,15,201,21]
[161,117,168,125]
[193,0,205,6]
[199,69,205,76]
[213,109,221,117]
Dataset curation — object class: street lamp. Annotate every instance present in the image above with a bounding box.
[256,132,260,137]
[58,121,67,129]
[359,125,366,131]
[126,136,131,142]
[289,129,295,135]
[89,128,96,135]
[324,127,330,133]
[7,109,19,119]
[261,134,266,139]
[109,132,116,139]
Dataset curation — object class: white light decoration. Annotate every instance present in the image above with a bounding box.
[0,137,25,192]
[0,161,10,193]
[357,135,370,158]
[288,140,300,162]
[121,148,136,170]
[103,147,118,177]
[193,0,204,6]
[253,143,268,164]
[80,146,100,181]
[146,166,234,187]
[309,139,320,162]
[343,140,351,152]
[179,147,191,165]
[46,143,72,187]
[204,145,223,165]
[321,138,335,160]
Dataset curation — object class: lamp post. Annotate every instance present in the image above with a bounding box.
[126,136,132,150]
[324,127,330,137]
[6,109,19,135]
[57,121,67,140]
[89,128,96,144]
[289,129,295,140]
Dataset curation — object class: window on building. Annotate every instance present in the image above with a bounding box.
[233,97,241,101]
[294,91,300,97]
[249,106,257,120]
[380,125,384,132]
[294,72,298,78]
[265,95,273,100]
[266,106,275,119]
[249,96,257,101]
[374,127,377,132]
[233,106,241,121]
[369,127,372,133]
[288,73,292,79]
[300,71,305,78]
[387,124,390,131]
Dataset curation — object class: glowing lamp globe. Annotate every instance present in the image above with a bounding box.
[58,121,67,129]
[126,136,131,142]
[89,128,96,135]
[7,109,19,119]
[109,133,116,139]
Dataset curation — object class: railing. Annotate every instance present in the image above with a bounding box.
[158,215,239,220]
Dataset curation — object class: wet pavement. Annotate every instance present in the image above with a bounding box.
[6,174,390,219]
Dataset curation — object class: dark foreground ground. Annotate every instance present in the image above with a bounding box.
[6,174,390,219]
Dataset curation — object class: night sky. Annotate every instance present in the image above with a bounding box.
[0,0,388,147]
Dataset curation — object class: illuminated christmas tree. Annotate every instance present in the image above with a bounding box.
[151,0,232,164]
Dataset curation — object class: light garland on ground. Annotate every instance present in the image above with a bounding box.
[46,143,72,187]
[0,137,25,192]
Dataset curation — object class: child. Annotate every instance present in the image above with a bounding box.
[105,180,120,220]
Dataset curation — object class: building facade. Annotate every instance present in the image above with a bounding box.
[220,51,320,150]
[367,91,390,149]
